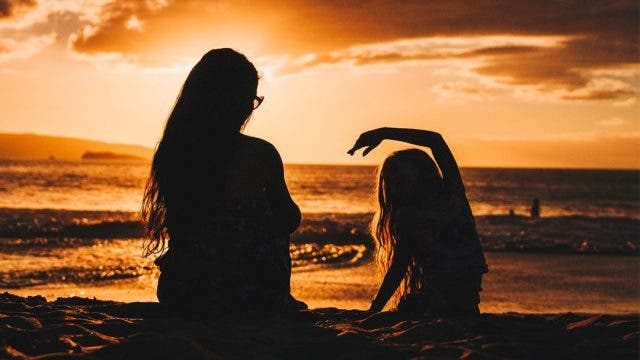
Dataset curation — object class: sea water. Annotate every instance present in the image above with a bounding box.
[0,160,638,313]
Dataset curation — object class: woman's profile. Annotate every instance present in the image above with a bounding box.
[142,48,305,314]
[348,127,488,316]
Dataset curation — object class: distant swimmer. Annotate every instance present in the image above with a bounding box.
[530,198,540,218]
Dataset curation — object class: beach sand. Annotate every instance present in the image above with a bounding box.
[1,292,638,359]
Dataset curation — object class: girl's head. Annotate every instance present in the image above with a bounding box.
[377,148,444,209]
[372,149,445,307]
[142,48,260,256]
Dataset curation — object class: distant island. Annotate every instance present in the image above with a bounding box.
[81,151,146,161]
[0,133,153,161]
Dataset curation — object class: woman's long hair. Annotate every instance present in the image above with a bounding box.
[141,48,259,256]
[371,149,445,308]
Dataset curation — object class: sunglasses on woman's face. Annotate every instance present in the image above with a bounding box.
[253,96,264,110]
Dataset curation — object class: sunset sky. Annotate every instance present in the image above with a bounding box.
[0,0,638,168]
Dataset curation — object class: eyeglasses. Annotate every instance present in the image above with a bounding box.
[253,96,264,109]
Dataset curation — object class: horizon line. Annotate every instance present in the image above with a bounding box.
[2,131,638,171]
[0,157,637,171]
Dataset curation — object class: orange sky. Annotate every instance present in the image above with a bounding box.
[0,0,638,168]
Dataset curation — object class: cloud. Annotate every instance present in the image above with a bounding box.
[271,36,567,74]
[0,0,35,18]
[561,89,636,101]
[0,0,108,36]
[6,0,634,102]
[433,80,503,103]
[66,2,638,55]
[613,97,638,107]
[595,118,626,127]
[269,34,638,102]
[70,0,168,56]
[0,32,55,63]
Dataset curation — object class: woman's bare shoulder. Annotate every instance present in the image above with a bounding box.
[239,134,275,150]
[238,135,280,159]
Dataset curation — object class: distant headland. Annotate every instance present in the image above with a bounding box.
[81,151,146,161]
[0,133,153,161]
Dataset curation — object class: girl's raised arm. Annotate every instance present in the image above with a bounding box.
[348,128,465,195]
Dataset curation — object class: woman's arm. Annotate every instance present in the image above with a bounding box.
[265,146,301,235]
[348,128,465,195]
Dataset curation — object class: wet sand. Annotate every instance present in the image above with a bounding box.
[6,252,637,315]
[1,292,638,359]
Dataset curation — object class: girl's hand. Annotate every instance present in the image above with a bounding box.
[368,299,384,313]
[347,128,389,156]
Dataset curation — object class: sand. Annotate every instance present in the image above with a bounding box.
[0,292,637,359]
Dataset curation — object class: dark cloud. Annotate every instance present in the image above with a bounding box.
[561,89,637,101]
[278,44,545,73]
[70,0,161,55]
[67,0,638,101]
[439,83,488,95]
[69,1,638,55]
[0,0,36,18]
[458,46,541,58]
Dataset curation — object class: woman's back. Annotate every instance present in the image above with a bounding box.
[165,135,292,242]
[156,136,298,313]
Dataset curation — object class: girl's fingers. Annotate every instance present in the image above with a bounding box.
[347,139,367,155]
[347,144,361,155]
[348,134,379,156]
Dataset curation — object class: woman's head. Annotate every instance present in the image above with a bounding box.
[371,148,445,308]
[142,48,261,256]
[172,48,260,135]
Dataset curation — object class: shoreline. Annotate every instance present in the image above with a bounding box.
[3,252,639,315]
[1,292,638,359]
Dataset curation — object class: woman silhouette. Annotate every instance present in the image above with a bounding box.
[142,48,305,314]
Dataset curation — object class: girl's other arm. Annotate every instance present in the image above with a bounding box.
[369,244,411,312]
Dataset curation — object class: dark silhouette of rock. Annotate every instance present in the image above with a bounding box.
[81,151,145,161]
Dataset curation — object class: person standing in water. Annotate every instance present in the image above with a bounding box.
[348,127,488,316]
[142,48,305,314]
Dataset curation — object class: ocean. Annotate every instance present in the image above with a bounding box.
[0,160,638,313]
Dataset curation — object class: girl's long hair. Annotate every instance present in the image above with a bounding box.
[371,149,445,308]
[141,48,259,257]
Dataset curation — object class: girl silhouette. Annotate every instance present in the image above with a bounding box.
[348,127,488,316]
[142,48,305,314]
